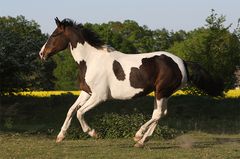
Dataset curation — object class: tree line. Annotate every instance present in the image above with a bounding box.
[1,10,240,94]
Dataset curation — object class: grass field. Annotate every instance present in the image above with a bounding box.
[1,132,240,159]
[0,93,240,158]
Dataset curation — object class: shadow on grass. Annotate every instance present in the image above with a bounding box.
[0,94,240,138]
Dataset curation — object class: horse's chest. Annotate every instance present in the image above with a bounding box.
[78,60,92,94]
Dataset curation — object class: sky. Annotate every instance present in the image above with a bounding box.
[1,0,240,34]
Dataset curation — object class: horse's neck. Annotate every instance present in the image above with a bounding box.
[70,42,100,64]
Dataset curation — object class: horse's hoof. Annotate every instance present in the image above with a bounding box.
[133,136,142,142]
[134,142,144,148]
[89,129,99,139]
[56,136,64,143]
[92,131,99,139]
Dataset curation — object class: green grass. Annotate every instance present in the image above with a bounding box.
[0,94,240,158]
[0,132,240,159]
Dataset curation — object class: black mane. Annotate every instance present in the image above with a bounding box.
[61,18,104,48]
[61,18,76,27]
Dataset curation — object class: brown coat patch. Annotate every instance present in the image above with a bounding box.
[78,60,92,94]
[113,60,126,81]
[130,55,182,99]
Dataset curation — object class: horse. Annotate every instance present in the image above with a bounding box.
[39,17,223,148]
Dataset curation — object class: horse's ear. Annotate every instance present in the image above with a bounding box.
[55,17,61,27]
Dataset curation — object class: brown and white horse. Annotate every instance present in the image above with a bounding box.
[39,18,223,147]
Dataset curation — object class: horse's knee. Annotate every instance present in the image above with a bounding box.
[153,110,167,121]
[67,107,76,118]
[76,110,83,120]
[152,110,161,121]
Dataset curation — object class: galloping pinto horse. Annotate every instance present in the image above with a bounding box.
[39,18,223,147]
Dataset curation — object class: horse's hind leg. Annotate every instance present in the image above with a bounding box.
[134,97,168,148]
[56,91,90,143]
[133,99,158,142]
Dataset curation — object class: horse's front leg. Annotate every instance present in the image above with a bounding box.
[76,93,102,138]
[56,91,90,143]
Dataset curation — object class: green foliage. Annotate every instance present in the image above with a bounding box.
[3,117,14,129]
[169,10,240,89]
[1,95,239,139]
[0,16,56,93]
[93,113,147,138]
[53,50,78,90]
[205,9,231,30]
[85,20,176,53]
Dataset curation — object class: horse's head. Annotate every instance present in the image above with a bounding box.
[39,17,105,60]
[39,17,69,60]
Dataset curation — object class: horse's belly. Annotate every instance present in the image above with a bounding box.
[110,82,144,100]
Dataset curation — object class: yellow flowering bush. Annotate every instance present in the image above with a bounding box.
[14,91,80,97]
[225,89,240,98]
[12,89,240,98]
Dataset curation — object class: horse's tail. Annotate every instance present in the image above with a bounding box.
[184,61,224,96]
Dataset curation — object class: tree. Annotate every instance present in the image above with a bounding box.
[0,16,55,94]
[169,10,240,89]
[53,50,78,90]
[152,28,171,51]
[170,30,188,44]
[85,21,139,53]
